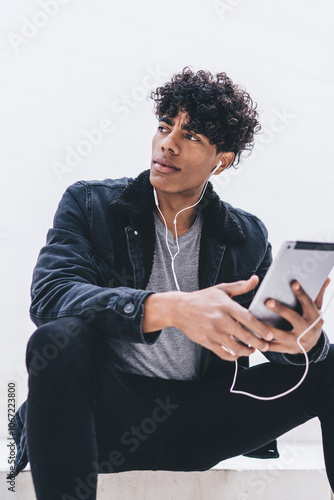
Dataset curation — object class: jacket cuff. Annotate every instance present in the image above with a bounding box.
[110,290,161,344]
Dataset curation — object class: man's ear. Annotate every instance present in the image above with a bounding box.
[220,152,235,170]
[213,152,235,174]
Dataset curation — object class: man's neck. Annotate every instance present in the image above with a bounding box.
[155,206,197,239]
[154,190,202,239]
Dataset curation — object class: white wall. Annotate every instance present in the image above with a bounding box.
[1,0,333,445]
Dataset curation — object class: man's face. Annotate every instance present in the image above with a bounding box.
[150,110,224,198]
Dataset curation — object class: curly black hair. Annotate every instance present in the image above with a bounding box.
[150,67,261,167]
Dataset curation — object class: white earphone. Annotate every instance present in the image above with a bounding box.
[210,160,222,176]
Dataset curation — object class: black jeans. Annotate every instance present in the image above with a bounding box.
[25,316,334,499]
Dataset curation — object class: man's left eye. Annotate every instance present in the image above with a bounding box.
[187,134,200,142]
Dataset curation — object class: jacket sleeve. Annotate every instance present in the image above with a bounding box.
[30,182,157,344]
[252,222,330,365]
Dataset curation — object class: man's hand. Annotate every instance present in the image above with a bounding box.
[263,278,330,355]
[142,275,274,362]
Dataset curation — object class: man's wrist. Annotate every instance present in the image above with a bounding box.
[142,291,186,333]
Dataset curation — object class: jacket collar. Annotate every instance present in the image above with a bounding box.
[110,169,245,244]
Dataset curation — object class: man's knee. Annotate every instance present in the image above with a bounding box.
[26,316,93,376]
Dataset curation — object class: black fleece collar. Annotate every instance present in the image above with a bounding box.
[110,169,245,245]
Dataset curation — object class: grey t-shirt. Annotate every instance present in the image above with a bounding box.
[110,209,212,381]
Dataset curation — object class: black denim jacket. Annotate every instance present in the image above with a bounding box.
[11,169,330,476]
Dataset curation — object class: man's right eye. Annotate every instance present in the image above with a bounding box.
[158,125,168,133]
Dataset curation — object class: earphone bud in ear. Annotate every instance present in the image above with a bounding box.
[210,160,222,176]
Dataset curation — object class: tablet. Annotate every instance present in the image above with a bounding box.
[249,241,334,330]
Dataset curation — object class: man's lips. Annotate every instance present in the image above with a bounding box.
[153,158,180,171]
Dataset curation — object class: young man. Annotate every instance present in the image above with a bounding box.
[12,68,333,499]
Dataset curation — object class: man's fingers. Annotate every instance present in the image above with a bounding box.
[215,276,276,341]
[265,340,302,355]
[290,279,329,315]
[211,343,239,361]
[228,318,270,352]
[210,336,255,361]
[218,275,259,298]
[223,336,256,357]
[265,297,305,328]
[227,302,274,341]
[260,324,302,354]
[314,277,330,310]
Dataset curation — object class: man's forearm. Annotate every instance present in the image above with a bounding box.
[142,291,186,333]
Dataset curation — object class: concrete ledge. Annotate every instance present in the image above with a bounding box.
[1,468,332,500]
[1,441,332,500]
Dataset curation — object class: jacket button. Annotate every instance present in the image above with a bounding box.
[134,230,138,235]
[124,302,135,314]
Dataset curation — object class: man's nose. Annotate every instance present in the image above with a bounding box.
[160,132,180,154]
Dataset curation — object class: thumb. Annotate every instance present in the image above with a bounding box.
[217,275,259,298]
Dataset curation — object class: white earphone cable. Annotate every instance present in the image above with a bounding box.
[154,177,211,292]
